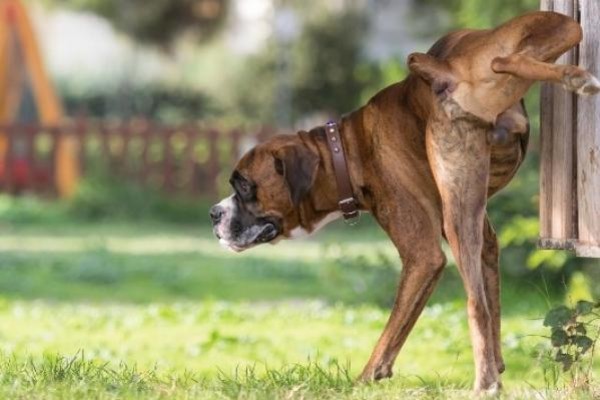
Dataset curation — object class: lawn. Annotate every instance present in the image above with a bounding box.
[0,217,597,399]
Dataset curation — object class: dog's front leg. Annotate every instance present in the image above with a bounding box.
[359,193,446,382]
[426,111,500,393]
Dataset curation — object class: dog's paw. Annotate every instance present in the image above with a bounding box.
[480,381,502,397]
[357,365,393,383]
[579,74,600,96]
[562,68,600,96]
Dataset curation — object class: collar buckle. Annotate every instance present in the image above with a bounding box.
[339,198,360,225]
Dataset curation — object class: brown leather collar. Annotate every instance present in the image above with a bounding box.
[324,121,360,223]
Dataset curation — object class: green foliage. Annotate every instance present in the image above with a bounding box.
[544,306,576,330]
[61,83,220,124]
[422,0,539,28]
[357,58,408,105]
[41,0,229,47]
[542,300,600,388]
[68,173,211,224]
[227,44,280,125]
[230,8,382,126]
[290,10,370,119]
[0,195,68,225]
[0,179,212,226]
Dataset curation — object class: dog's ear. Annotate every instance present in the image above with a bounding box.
[273,145,319,207]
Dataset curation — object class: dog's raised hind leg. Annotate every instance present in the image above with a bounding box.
[492,11,599,96]
[492,54,600,96]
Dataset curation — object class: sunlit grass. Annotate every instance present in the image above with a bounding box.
[0,299,553,397]
[0,220,597,398]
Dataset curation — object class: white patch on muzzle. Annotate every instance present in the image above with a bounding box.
[214,195,235,249]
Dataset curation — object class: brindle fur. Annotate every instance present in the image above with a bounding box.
[211,12,600,392]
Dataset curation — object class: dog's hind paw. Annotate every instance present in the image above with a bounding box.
[579,74,600,96]
[562,67,600,96]
[482,382,502,397]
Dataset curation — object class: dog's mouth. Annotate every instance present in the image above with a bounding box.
[253,223,279,243]
[216,222,281,252]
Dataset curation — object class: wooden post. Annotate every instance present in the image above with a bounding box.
[576,0,600,257]
[539,0,578,248]
[539,0,600,257]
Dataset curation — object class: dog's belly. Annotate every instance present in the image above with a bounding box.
[487,133,528,197]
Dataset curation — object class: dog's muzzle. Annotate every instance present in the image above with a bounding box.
[210,196,281,251]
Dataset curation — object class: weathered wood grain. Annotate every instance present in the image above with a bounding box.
[577,0,600,250]
[539,0,578,245]
[539,0,553,240]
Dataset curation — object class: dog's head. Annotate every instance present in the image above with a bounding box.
[210,133,326,252]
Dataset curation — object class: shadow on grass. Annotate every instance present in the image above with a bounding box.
[0,217,558,315]
[0,246,554,317]
[0,249,326,303]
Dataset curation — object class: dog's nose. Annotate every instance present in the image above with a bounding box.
[210,205,224,225]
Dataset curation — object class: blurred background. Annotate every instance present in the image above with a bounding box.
[0,0,598,397]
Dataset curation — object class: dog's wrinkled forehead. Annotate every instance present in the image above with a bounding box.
[235,143,271,176]
[230,147,267,204]
[231,137,289,197]
[234,137,283,174]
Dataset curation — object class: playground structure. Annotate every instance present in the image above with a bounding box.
[0,0,78,197]
[0,0,269,199]
[0,120,273,199]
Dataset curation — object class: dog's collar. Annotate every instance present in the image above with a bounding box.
[324,121,360,224]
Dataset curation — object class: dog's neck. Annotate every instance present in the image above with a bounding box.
[292,112,367,230]
[293,75,434,232]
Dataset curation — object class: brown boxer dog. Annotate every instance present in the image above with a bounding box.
[210,11,599,393]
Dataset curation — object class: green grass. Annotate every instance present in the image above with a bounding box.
[0,217,597,399]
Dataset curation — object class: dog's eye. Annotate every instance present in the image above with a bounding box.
[230,171,256,201]
[238,180,251,195]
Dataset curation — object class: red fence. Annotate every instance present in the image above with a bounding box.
[0,120,278,198]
